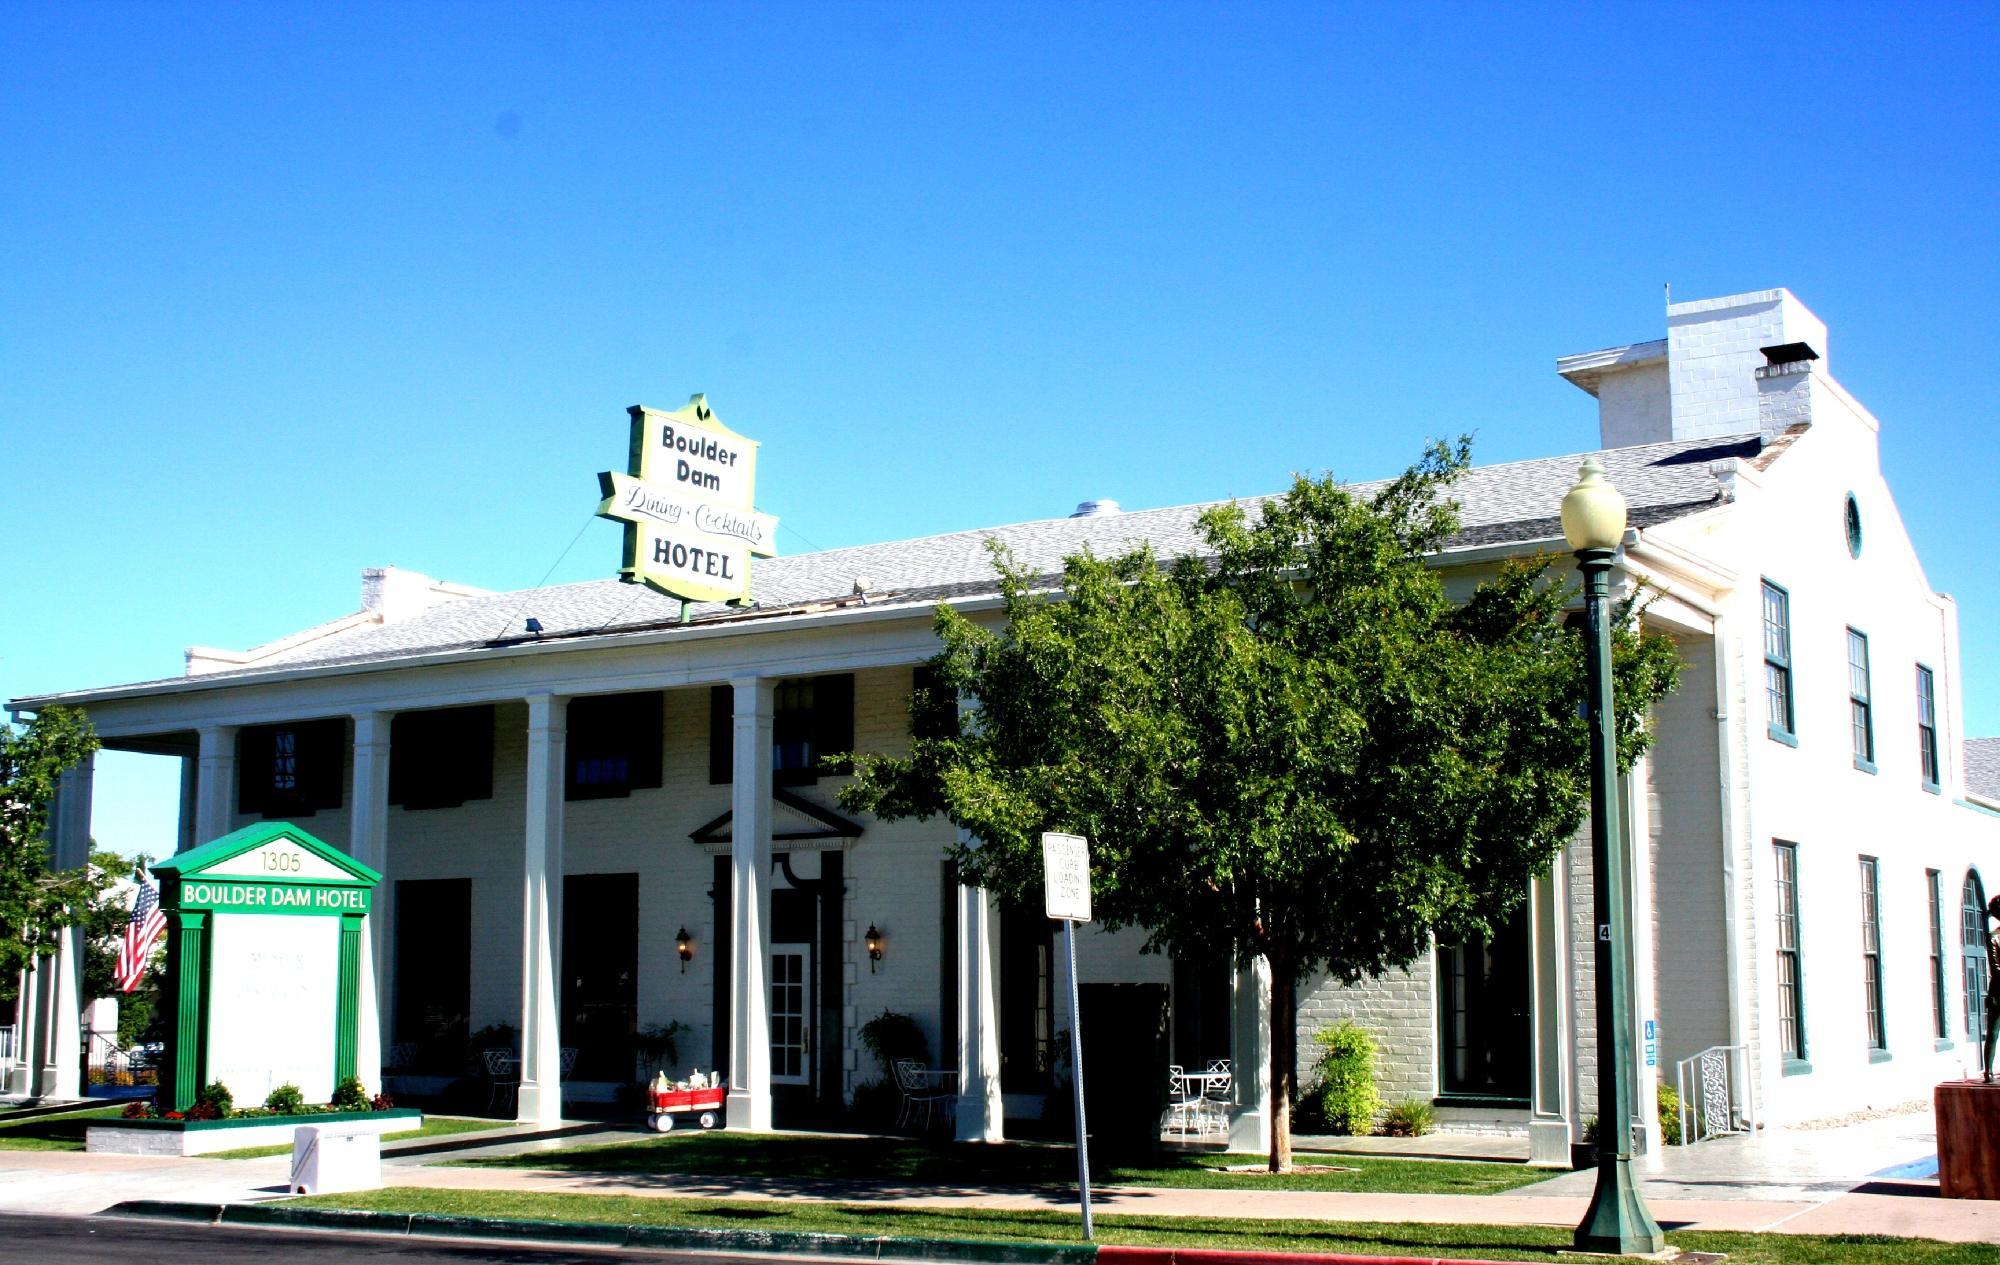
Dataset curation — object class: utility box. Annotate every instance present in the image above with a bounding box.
[289,1123,382,1195]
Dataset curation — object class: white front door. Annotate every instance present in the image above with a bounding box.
[770,943,811,1086]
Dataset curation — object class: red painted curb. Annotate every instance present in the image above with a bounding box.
[1097,1248,1522,1265]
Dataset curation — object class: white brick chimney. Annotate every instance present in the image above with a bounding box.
[1559,288,1831,448]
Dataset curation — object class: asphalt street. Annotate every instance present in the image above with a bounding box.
[0,1213,800,1264]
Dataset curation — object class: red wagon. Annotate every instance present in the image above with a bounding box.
[647,1082,726,1132]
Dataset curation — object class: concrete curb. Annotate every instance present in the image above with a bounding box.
[1099,1251,1521,1265]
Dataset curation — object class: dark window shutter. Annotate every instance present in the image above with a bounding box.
[815,673,855,776]
[709,685,733,785]
[462,705,495,801]
[912,665,959,740]
[300,719,345,813]
[630,691,664,791]
[236,726,271,816]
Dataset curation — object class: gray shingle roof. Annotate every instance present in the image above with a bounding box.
[28,431,1759,697]
[1967,738,2000,801]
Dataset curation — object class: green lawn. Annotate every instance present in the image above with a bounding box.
[0,1105,123,1151]
[456,1131,1540,1195]
[294,1187,1991,1264]
[208,1115,504,1159]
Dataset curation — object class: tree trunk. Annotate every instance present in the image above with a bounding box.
[1267,963,1295,1172]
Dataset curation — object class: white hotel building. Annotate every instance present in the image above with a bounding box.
[8,288,2000,1163]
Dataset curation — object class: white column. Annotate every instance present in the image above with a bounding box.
[1623,756,1663,1168]
[41,757,93,1097]
[726,676,774,1131]
[177,754,199,854]
[954,861,1005,1141]
[6,965,36,1095]
[193,725,237,845]
[1528,863,1573,1166]
[517,695,565,1126]
[1228,955,1272,1153]
[349,711,392,1093]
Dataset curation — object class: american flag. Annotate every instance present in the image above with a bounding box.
[114,874,167,993]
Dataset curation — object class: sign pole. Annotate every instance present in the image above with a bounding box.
[1064,917,1092,1240]
[1041,831,1094,1243]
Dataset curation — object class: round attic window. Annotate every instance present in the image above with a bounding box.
[1844,493,1863,558]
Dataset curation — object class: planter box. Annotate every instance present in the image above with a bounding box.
[87,1108,421,1156]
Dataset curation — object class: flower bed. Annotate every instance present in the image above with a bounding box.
[86,1108,422,1156]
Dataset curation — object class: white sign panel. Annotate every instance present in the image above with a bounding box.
[599,472,779,555]
[206,913,339,1101]
[1042,832,1092,923]
[204,841,352,883]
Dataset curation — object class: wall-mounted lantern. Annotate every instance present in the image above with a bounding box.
[676,927,694,973]
[865,923,884,972]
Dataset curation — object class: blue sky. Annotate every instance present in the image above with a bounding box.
[4,3,1996,858]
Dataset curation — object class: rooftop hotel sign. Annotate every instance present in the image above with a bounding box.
[597,394,778,606]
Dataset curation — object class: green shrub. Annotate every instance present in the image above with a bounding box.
[1295,1019,1380,1136]
[1379,1097,1434,1137]
[263,1083,305,1115]
[330,1076,370,1111]
[1657,1081,1683,1146]
[858,1009,928,1077]
[196,1081,234,1118]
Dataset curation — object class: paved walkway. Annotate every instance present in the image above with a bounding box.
[1,1108,1993,1245]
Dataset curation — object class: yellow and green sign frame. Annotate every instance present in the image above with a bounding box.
[151,821,381,1112]
[596,393,777,608]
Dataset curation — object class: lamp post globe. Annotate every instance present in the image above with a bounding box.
[1565,458,1664,1256]
[1562,456,1627,552]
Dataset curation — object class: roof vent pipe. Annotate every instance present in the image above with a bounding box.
[1070,499,1121,518]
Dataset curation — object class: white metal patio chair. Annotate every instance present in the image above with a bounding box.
[892,1059,955,1133]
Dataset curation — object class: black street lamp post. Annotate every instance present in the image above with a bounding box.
[1562,457,1665,1256]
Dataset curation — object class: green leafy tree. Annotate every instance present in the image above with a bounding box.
[839,442,1680,1171]
[1,706,101,1004]
[82,847,149,1004]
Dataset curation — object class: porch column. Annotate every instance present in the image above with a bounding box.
[1622,756,1663,1168]
[517,694,566,1126]
[177,754,199,853]
[40,757,93,1097]
[6,965,35,1095]
[1228,956,1272,1153]
[192,725,236,847]
[954,857,1004,1141]
[349,710,392,1092]
[726,676,774,1131]
[1528,862,1573,1166]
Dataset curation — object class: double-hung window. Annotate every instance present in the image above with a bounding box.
[1847,629,1874,770]
[1859,856,1886,1055]
[1916,665,1941,790]
[709,674,855,786]
[389,705,496,810]
[1928,869,1950,1043]
[238,719,345,818]
[567,692,664,801]
[1774,841,1807,1068]
[1762,581,1796,743]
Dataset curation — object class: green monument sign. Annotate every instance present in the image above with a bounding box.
[152,822,382,1112]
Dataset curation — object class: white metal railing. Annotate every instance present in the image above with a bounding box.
[1675,1043,1752,1144]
